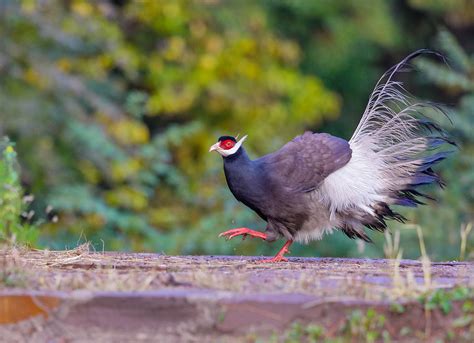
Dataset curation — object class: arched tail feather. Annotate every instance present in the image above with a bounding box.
[320,50,455,240]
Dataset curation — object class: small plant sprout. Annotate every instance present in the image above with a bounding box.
[416,225,432,290]
[388,225,438,299]
[460,222,472,261]
[384,229,401,260]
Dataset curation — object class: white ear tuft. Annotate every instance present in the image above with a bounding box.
[221,135,247,157]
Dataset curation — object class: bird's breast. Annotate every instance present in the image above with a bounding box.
[224,165,263,203]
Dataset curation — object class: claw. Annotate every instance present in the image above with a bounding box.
[218,229,294,264]
[256,240,293,264]
[257,256,289,263]
[218,228,267,241]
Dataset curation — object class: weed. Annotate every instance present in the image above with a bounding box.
[387,225,437,299]
[0,247,30,288]
[275,296,474,343]
[446,329,455,341]
[416,226,432,291]
[399,326,411,336]
[421,287,474,315]
[389,302,405,314]
[217,310,226,324]
[425,289,454,314]
[463,300,474,312]
[345,308,387,343]
[460,222,473,261]
[279,310,389,343]
[283,322,326,343]
[452,315,473,328]
[384,230,401,260]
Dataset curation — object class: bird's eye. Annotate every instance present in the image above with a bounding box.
[220,139,235,150]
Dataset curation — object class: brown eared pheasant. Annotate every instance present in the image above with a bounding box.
[209,50,455,263]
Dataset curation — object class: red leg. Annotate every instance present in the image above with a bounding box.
[218,228,267,241]
[257,240,293,263]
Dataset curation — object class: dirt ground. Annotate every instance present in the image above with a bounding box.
[1,246,473,342]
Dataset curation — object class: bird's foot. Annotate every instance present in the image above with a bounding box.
[256,240,293,264]
[257,255,289,263]
[218,228,267,241]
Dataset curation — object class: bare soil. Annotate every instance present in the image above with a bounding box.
[0,247,473,342]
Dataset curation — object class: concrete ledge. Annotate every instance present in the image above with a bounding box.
[0,252,473,342]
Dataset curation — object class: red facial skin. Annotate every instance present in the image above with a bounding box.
[219,139,236,150]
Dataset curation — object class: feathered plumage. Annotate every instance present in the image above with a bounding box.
[210,50,454,261]
[320,50,455,242]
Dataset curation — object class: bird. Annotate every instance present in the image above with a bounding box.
[209,50,455,263]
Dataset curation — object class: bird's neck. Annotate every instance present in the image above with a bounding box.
[223,147,250,163]
[223,147,257,188]
[223,147,263,205]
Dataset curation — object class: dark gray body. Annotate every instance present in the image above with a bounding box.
[222,132,352,241]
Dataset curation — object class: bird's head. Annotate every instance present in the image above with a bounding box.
[209,135,248,157]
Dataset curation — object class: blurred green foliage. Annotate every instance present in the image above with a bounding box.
[0,0,472,260]
[263,0,403,137]
[408,30,474,260]
[0,139,38,245]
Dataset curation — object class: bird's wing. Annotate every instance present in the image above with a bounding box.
[259,132,352,193]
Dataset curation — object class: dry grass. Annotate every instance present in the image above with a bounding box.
[385,225,437,299]
[382,223,473,300]
[1,238,472,343]
[0,244,164,292]
[460,222,473,261]
[0,241,472,302]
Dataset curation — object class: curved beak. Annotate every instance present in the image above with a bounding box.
[209,142,220,152]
